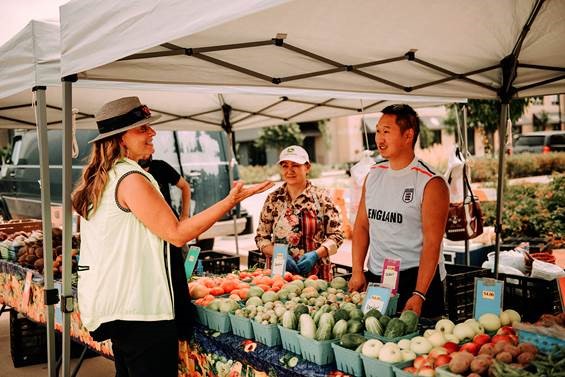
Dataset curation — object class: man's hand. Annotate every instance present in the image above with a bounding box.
[403,294,424,316]
[348,271,367,292]
[296,251,319,275]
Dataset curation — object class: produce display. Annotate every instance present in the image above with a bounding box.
[0,226,80,277]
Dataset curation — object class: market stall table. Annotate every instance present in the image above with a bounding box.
[0,260,346,377]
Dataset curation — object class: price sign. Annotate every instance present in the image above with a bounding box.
[271,243,288,277]
[184,246,201,279]
[473,277,504,319]
[361,283,392,314]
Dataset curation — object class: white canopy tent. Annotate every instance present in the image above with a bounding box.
[57,2,565,372]
[1,18,462,376]
[59,0,565,274]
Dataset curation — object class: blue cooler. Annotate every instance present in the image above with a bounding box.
[442,241,493,267]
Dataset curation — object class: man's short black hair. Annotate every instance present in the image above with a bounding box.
[381,104,420,148]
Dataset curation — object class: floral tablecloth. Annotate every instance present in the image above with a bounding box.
[0,260,346,377]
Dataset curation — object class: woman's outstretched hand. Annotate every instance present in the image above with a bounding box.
[228,180,274,205]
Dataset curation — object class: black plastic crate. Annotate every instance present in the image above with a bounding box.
[332,263,353,280]
[498,273,562,323]
[10,309,47,367]
[444,264,492,323]
[198,251,240,275]
[247,249,266,269]
[500,237,547,253]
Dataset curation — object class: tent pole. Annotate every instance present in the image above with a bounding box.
[493,102,509,279]
[220,101,240,256]
[462,105,470,266]
[33,86,57,377]
[61,75,77,377]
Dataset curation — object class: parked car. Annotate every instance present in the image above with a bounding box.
[0,129,252,250]
[512,130,565,154]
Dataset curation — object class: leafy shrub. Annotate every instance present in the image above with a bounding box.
[481,174,564,239]
[470,153,565,182]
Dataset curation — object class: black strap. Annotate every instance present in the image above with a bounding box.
[97,105,151,134]
[462,167,477,204]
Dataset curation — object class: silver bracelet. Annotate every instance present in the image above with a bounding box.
[412,290,426,301]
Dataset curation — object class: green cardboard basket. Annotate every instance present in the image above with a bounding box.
[229,314,254,339]
[331,342,364,377]
[205,308,231,333]
[251,321,281,347]
[360,355,408,377]
[278,325,301,354]
[296,335,338,365]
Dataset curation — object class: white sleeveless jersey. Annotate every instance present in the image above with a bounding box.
[365,156,446,278]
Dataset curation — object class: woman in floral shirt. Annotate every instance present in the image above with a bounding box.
[255,146,344,280]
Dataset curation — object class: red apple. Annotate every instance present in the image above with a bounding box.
[443,342,459,354]
[473,333,491,347]
[459,342,479,356]
[413,355,431,370]
[508,334,519,346]
[434,354,452,367]
[417,366,436,376]
[429,347,448,359]
[284,272,294,282]
[492,334,511,344]
[496,326,516,336]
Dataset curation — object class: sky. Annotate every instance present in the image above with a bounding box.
[0,0,68,45]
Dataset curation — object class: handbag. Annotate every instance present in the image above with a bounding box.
[445,169,484,241]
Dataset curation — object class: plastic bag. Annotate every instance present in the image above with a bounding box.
[487,249,528,274]
[444,146,465,203]
[350,150,375,186]
[530,259,565,281]
[481,260,525,276]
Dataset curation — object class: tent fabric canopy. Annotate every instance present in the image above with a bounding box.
[60,0,565,99]
[0,20,462,131]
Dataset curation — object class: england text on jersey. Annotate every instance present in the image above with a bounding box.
[367,208,403,224]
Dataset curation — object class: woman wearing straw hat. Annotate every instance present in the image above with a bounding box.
[72,96,272,377]
[255,145,344,280]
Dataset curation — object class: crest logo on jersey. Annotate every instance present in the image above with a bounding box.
[402,188,414,203]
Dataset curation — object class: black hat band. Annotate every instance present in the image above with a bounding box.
[96,105,152,134]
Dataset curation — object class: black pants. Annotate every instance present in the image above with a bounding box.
[110,320,178,377]
[169,244,196,341]
[365,266,445,318]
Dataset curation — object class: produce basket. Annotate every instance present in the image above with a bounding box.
[229,314,254,339]
[247,249,266,269]
[333,263,353,280]
[278,325,301,354]
[360,355,409,377]
[331,342,364,377]
[515,324,565,353]
[444,264,492,322]
[392,361,420,377]
[251,321,281,347]
[10,309,47,367]
[498,273,561,322]
[296,335,338,365]
[364,330,418,344]
[435,365,463,377]
[193,302,208,326]
[198,251,240,275]
[204,308,231,333]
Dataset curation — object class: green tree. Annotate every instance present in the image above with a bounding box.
[418,122,434,149]
[444,99,529,155]
[254,123,304,150]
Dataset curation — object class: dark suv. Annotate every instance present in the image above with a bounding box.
[512,131,565,154]
[0,129,252,249]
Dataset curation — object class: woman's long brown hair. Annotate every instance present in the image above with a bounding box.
[71,134,123,219]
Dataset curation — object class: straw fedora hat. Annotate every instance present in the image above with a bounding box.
[89,96,161,143]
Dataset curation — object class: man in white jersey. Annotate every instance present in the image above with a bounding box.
[349,104,449,317]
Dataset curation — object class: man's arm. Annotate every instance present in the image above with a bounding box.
[175,177,191,219]
[403,177,449,315]
[348,180,369,292]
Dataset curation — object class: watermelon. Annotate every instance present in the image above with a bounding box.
[398,310,419,333]
[299,314,316,339]
[363,308,382,321]
[332,319,348,339]
[340,333,367,350]
[383,318,407,339]
[281,310,297,330]
[347,319,364,334]
[294,304,309,318]
[315,313,335,340]
[334,309,350,322]
[365,316,383,335]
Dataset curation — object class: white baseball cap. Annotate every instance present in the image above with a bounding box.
[278,145,310,164]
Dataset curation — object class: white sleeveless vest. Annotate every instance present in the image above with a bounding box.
[77,158,174,331]
[365,156,446,279]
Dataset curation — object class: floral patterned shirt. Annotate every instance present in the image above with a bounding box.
[255,181,344,280]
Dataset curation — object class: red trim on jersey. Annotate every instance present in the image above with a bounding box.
[371,165,389,169]
[411,166,433,177]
